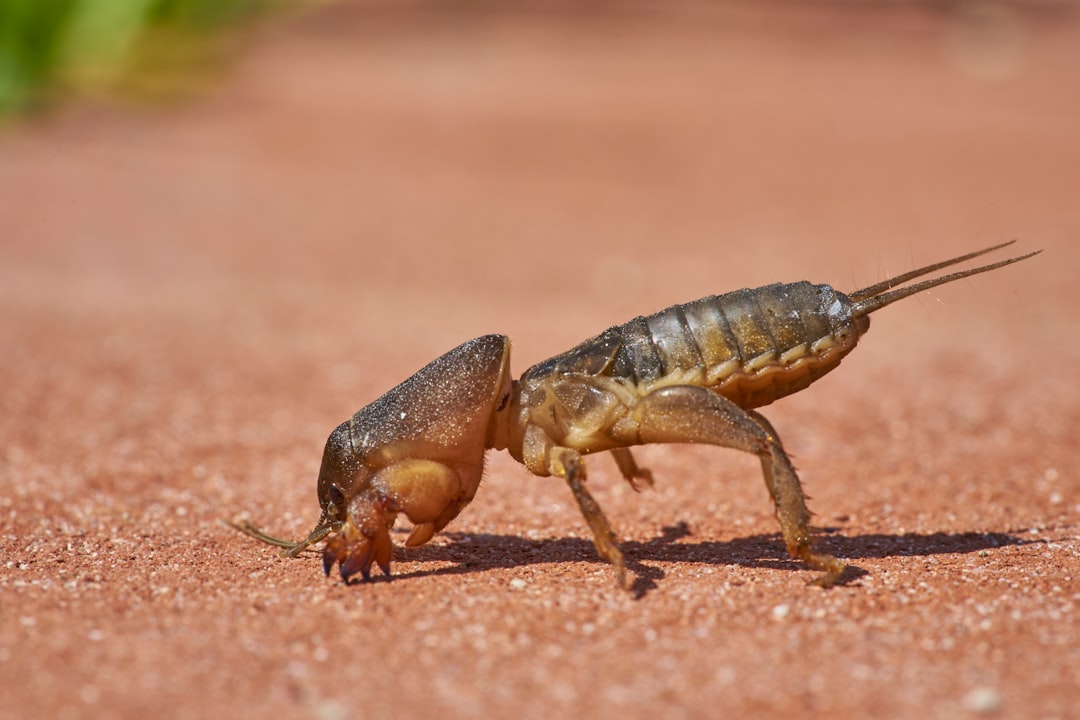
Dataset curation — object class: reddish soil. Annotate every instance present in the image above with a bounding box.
[2,3,1078,719]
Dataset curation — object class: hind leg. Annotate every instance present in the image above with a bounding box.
[633,385,845,587]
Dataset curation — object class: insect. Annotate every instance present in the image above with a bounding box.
[233,241,1038,588]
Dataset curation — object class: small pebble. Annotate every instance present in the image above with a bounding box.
[963,687,1002,714]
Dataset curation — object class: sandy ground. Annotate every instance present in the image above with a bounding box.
[2,2,1079,719]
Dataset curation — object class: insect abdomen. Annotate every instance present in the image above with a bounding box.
[645,281,865,407]
[521,281,867,409]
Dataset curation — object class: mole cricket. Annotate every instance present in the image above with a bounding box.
[233,241,1038,588]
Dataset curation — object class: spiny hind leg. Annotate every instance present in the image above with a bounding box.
[746,410,844,587]
[745,410,784,505]
[633,385,845,587]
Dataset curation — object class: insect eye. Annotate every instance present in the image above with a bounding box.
[329,483,346,507]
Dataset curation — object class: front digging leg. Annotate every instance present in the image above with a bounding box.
[323,459,466,583]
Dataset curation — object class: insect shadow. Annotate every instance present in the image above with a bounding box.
[374,523,1024,599]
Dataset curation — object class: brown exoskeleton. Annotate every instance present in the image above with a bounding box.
[233,241,1038,588]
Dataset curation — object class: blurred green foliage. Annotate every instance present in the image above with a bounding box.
[0,0,290,115]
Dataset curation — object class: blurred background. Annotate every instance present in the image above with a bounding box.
[0,0,1067,116]
[2,2,1078,718]
[0,0,293,115]
[3,0,1074,354]
[3,0,1076,398]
